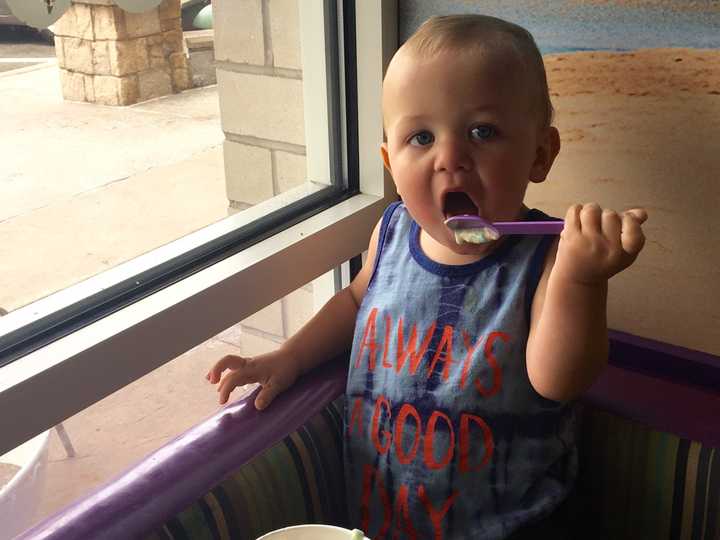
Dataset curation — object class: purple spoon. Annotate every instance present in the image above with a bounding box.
[444,214,564,244]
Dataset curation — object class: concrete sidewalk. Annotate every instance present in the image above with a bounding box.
[0,62,226,312]
[0,62,277,529]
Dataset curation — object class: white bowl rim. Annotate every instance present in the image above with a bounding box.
[256,524,369,540]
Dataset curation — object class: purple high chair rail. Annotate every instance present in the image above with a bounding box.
[17,357,348,540]
[16,335,719,540]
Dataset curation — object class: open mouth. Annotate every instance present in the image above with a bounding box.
[442,191,478,220]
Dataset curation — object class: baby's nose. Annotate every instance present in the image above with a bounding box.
[434,137,472,173]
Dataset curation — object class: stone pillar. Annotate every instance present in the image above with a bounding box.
[213,0,316,346]
[214,0,306,211]
[53,0,192,106]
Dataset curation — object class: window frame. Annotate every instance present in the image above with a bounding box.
[0,0,398,456]
[0,0,346,368]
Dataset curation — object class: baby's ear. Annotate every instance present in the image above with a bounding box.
[530,126,560,183]
[380,143,391,172]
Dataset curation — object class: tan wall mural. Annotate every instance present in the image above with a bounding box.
[401,0,720,355]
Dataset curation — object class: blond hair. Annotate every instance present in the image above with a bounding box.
[402,15,554,127]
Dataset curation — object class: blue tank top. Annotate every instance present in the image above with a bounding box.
[344,202,578,539]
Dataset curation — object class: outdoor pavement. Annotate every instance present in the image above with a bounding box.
[0,59,226,312]
[0,55,271,530]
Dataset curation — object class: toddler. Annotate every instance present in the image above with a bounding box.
[207,14,647,540]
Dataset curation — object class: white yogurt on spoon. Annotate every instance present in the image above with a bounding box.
[452,226,500,245]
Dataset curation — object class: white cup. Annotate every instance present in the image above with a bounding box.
[257,524,369,540]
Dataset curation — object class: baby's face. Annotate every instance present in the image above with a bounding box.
[381,47,556,258]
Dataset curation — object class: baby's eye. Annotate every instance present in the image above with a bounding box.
[470,125,496,140]
[409,131,434,146]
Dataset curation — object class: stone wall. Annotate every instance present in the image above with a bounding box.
[54,0,191,105]
[232,282,315,353]
[214,0,316,346]
[214,0,306,210]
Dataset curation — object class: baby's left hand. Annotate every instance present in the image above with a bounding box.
[552,203,647,286]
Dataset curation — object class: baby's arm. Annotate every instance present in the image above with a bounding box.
[207,219,383,409]
[526,203,647,402]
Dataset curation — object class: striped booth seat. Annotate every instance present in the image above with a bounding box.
[143,398,348,540]
[17,334,719,540]
[577,408,719,539]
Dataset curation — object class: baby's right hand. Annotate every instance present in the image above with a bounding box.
[206,350,299,410]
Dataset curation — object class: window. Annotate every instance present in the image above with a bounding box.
[26,279,322,527]
[0,0,397,467]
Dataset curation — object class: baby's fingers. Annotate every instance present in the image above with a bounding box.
[217,370,258,405]
[206,354,249,384]
[601,209,622,245]
[254,380,283,411]
[563,204,582,234]
[621,211,646,257]
[217,376,236,405]
[624,207,648,225]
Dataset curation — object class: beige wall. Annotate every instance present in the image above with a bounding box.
[214,0,307,210]
[527,50,720,355]
[215,0,314,341]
